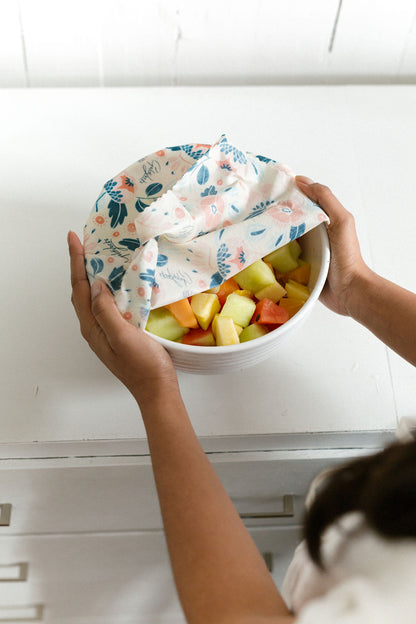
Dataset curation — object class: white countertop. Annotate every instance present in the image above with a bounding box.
[1,86,415,450]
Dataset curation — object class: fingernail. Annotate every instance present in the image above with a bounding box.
[91,280,102,299]
[67,230,72,244]
[296,175,314,185]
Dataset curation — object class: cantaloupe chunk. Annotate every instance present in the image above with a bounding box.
[166,298,199,328]
[279,297,304,318]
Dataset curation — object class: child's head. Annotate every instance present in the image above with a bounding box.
[304,439,416,567]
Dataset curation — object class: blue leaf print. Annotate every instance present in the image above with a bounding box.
[210,272,223,288]
[157,254,168,267]
[136,198,150,212]
[139,268,156,284]
[197,164,209,185]
[119,238,141,251]
[104,179,123,201]
[201,185,217,197]
[250,228,266,236]
[90,257,104,275]
[274,234,283,248]
[216,243,231,279]
[108,200,128,228]
[145,182,163,197]
[255,154,277,165]
[108,266,126,292]
[289,223,306,241]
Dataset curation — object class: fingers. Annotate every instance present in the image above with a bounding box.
[295,176,353,227]
[68,231,96,329]
[90,280,129,350]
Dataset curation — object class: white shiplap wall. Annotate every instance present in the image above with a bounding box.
[1,0,416,88]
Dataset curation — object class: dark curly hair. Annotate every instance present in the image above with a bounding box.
[303,439,416,567]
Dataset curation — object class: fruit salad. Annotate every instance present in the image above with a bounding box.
[145,240,311,346]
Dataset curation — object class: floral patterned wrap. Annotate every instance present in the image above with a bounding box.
[84,134,328,327]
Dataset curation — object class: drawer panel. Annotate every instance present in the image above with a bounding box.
[0,528,301,622]
[0,448,371,534]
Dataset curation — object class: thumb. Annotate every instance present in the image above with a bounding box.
[295,176,350,226]
[91,280,127,347]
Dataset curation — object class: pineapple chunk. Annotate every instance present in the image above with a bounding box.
[191,293,220,330]
[234,260,276,292]
[234,324,243,336]
[213,316,240,346]
[255,280,286,303]
[285,279,310,302]
[219,292,256,328]
[234,289,254,299]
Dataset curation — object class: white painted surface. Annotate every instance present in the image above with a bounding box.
[1,86,415,446]
[1,0,416,87]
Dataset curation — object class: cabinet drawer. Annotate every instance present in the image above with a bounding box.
[0,532,184,623]
[0,527,301,623]
[0,448,371,534]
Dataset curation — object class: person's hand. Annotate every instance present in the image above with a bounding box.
[68,231,178,407]
[295,176,370,316]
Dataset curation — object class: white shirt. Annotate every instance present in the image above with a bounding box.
[282,417,416,623]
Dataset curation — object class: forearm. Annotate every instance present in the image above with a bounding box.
[137,386,292,624]
[347,268,416,366]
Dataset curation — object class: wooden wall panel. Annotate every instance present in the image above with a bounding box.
[0,0,26,86]
[327,0,416,81]
[98,0,178,86]
[19,0,101,86]
[1,0,416,87]
[173,0,338,85]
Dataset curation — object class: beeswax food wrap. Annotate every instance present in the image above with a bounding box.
[84,134,328,328]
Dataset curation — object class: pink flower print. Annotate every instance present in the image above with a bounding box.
[230,246,246,270]
[201,196,226,230]
[144,250,154,263]
[268,200,305,225]
[83,231,97,255]
[214,157,238,174]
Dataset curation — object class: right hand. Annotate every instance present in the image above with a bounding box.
[295,176,370,316]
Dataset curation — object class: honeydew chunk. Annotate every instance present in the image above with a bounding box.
[239,323,269,343]
[255,280,286,303]
[289,239,302,261]
[219,292,256,328]
[285,279,310,302]
[190,293,220,330]
[234,260,276,292]
[263,243,299,273]
[146,308,190,341]
[213,316,240,346]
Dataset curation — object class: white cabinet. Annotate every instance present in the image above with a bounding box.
[0,447,382,622]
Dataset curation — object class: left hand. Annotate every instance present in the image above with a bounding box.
[68,231,178,407]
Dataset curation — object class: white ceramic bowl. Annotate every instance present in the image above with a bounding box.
[145,223,330,374]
